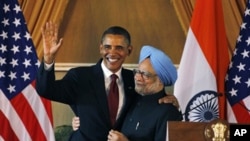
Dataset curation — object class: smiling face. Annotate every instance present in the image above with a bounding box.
[100,34,132,73]
[134,58,163,95]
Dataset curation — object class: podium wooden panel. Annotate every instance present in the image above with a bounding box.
[168,121,207,141]
[167,120,230,141]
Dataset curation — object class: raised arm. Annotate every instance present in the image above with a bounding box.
[41,21,63,64]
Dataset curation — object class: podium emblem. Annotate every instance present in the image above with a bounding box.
[204,119,229,141]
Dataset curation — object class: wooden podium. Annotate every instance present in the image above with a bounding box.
[167,119,230,141]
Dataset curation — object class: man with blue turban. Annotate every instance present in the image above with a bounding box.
[107,45,182,141]
[138,45,177,86]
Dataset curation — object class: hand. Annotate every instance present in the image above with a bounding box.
[41,21,63,64]
[107,130,129,141]
[158,94,180,108]
[72,116,80,131]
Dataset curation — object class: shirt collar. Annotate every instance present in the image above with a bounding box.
[101,60,122,80]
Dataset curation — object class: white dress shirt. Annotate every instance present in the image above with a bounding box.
[101,61,125,119]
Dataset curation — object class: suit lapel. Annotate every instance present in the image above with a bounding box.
[121,68,135,109]
[91,60,136,128]
[91,60,111,124]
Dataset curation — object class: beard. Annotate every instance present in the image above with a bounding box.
[135,80,161,95]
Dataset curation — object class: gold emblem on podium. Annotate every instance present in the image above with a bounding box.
[204,119,229,141]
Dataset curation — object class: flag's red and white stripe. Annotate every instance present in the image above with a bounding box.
[0,83,54,141]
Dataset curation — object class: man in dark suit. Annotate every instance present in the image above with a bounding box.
[36,22,179,141]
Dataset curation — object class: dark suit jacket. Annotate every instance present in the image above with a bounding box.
[121,90,183,141]
[35,59,136,141]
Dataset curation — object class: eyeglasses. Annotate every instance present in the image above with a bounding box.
[133,69,157,80]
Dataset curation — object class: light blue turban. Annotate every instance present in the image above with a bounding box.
[139,45,177,86]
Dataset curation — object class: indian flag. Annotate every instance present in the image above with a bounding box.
[174,0,230,122]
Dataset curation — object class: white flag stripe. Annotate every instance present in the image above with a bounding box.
[175,29,217,115]
[243,96,250,110]
[0,136,4,141]
[226,101,237,122]
[0,90,32,141]
[22,85,55,141]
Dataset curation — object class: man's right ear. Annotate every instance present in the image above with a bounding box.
[128,46,133,56]
[128,49,131,55]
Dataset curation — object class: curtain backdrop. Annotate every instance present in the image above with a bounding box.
[18,0,69,60]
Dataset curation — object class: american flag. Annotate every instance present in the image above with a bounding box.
[225,0,250,123]
[0,0,55,140]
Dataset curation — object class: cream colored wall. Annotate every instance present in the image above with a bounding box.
[52,102,74,128]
